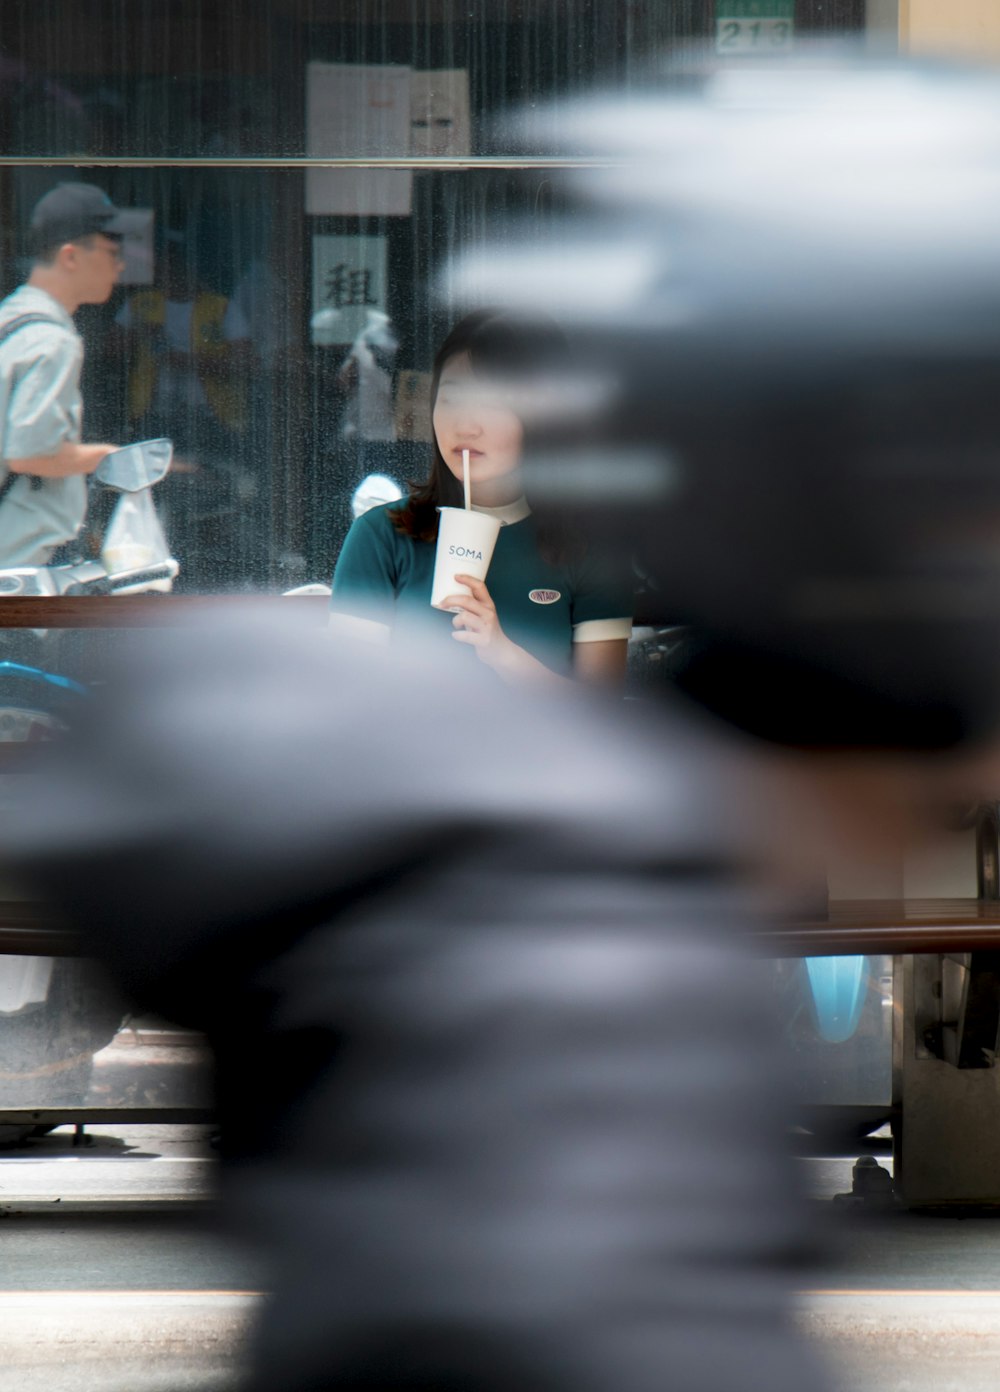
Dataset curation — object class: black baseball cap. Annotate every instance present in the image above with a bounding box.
[29,182,129,253]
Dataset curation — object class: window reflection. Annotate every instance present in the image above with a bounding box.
[0,1,866,593]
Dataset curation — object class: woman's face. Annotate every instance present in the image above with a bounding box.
[432,351,524,493]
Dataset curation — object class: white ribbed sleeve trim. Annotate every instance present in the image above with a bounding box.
[572,617,632,643]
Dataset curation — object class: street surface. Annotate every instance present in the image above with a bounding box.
[0,1123,219,1208]
[800,1153,1000,1390]
[2,1127,1000,1390]
[0,1125,257,1391]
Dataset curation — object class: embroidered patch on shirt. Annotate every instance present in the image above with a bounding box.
[528,588,561,605]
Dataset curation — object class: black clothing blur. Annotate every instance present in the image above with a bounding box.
[9,612,830,1392]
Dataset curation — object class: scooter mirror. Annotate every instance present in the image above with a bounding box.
[96,438,173,493]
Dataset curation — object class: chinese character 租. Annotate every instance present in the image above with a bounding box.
[324,264,377,309]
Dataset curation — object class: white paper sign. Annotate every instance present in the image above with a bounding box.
[394,369,434,442]
[311,234,387,346]
[116,208,155,285]
[306,63,412,217]
[410,70,471,158]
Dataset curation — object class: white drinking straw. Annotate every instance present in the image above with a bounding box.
[462,448,471,510]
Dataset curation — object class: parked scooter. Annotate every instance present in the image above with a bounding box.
[0,439,176,1144]
[0,437,177,600]
[0,661,126,1144]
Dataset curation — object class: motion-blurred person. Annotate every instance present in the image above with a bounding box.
[450,55,1000,756]
[115,227,255,588]
[0,182,126,566]
[12,48,1000,1392]
[4,609,831,1392]
[117,228,252,451]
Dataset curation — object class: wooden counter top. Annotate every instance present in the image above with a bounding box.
[4,897,1000,960]
[751,898,1000,957]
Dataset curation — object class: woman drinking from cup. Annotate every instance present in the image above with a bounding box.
[330,309,633,688]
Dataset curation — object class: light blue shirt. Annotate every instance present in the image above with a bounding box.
[0,284,86,567]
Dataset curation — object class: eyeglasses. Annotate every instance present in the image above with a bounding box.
[84,239,125,264]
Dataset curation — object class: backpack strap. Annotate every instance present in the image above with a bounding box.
[0,313,60,348]
[0,313,64,507]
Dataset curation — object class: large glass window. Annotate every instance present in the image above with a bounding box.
[0,0,867,593]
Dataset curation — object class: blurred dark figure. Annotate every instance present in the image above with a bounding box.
[8,613,829,1392]
[458,53,1000,754]
[14,47,1000,1392]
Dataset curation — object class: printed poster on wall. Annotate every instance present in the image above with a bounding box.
[409,70,471,158]
[394,370,434,442]
[311,234,388,346]
[306,63,412,217]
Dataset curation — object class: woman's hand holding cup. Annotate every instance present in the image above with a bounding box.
[445,575,520,673]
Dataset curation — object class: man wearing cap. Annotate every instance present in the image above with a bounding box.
[0,182,127,567]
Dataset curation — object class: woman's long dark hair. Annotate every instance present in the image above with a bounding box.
[390,308,573,546]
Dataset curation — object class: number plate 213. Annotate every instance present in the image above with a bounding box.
[716,18,794,53]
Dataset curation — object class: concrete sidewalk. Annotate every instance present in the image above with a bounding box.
[0,1289,256,1392]
[800,1290,1000,1392]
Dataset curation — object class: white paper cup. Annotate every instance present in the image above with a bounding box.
[430,507,502,609]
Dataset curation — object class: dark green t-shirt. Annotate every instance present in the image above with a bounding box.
[331,501,632,675]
